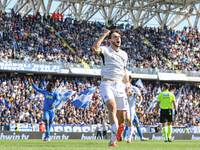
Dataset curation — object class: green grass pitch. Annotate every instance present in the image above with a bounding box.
[0,140,200,150]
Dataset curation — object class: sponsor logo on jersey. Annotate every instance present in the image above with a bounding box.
[163,94,169,96]
[46,95,53,99]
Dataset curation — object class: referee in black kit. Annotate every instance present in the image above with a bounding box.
[156,83,177,142]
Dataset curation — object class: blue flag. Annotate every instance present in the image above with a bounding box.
[145,87,161,114]
[71,87,97,109]
[173,86,183,116]
[157,87,162,94]
[175,86,183,106]
[56,87,76,110]
[135,79,148,94]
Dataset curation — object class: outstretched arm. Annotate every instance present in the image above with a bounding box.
[92,29,110,55]
[52,92,61,109]
[29,78,45,94]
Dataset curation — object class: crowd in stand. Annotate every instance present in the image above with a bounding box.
[0,10,199,72]
[141,26,200,72]
[0,10,200,130]
[0,74,103,130]
[0,74,200,130]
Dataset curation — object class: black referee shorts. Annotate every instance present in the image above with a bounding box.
[160,109,172,123]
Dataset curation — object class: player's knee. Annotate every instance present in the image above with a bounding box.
[109,106,116,114]
[45,120,49,123]
[106,101,116,113]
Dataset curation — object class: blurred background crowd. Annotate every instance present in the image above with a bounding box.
[0,74,200,130]
[0,10,200,130]
[0,10,199,72]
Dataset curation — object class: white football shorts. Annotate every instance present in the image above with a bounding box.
[126,95,136,120]
[99,81,128,110]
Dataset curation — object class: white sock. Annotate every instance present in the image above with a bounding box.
[127,127,133,140]
[111,123,118,141]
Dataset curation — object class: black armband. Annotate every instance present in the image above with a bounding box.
[175,111,177,115]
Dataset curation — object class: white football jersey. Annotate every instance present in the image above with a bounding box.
[130,85,141,96]
[127,85,141,107]
[99,46,128,81]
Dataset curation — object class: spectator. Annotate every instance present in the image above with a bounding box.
[96,120,102,140]
[102,121,109,139]
[4,117,10,131]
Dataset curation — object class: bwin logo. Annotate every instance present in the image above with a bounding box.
[191,135,200,140]
[81,133,96,140]
[42,133,69,140]
[152,134,175,140]
[0,133,29,140]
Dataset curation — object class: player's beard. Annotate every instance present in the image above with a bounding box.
[111,41,120,48]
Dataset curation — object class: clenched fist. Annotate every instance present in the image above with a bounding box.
[103,29,111,36]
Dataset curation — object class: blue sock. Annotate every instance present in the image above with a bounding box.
[123,125,128,139]
[45,123,50,138]
[137,126,143,139]
[49,123,51,132]
[49,123,51,137]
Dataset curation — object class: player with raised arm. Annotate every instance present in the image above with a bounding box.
[124,76,149,143]
[29,78,60,141]
[92,29,132,147]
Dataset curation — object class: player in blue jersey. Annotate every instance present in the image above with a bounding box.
[124,76,149,143]
[29,78,60,141]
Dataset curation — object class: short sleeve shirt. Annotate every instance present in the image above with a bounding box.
[131,85,141,97]
[99,46,128,81]
[157,90,175,109]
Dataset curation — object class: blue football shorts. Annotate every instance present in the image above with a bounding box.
[43,109,55,123]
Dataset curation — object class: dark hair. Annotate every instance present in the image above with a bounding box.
[47,82,54,91]
[108,29,121,39]
[163,83,170,90]
[129,75,132,80]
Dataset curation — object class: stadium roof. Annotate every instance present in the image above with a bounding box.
[1,0,200,28]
